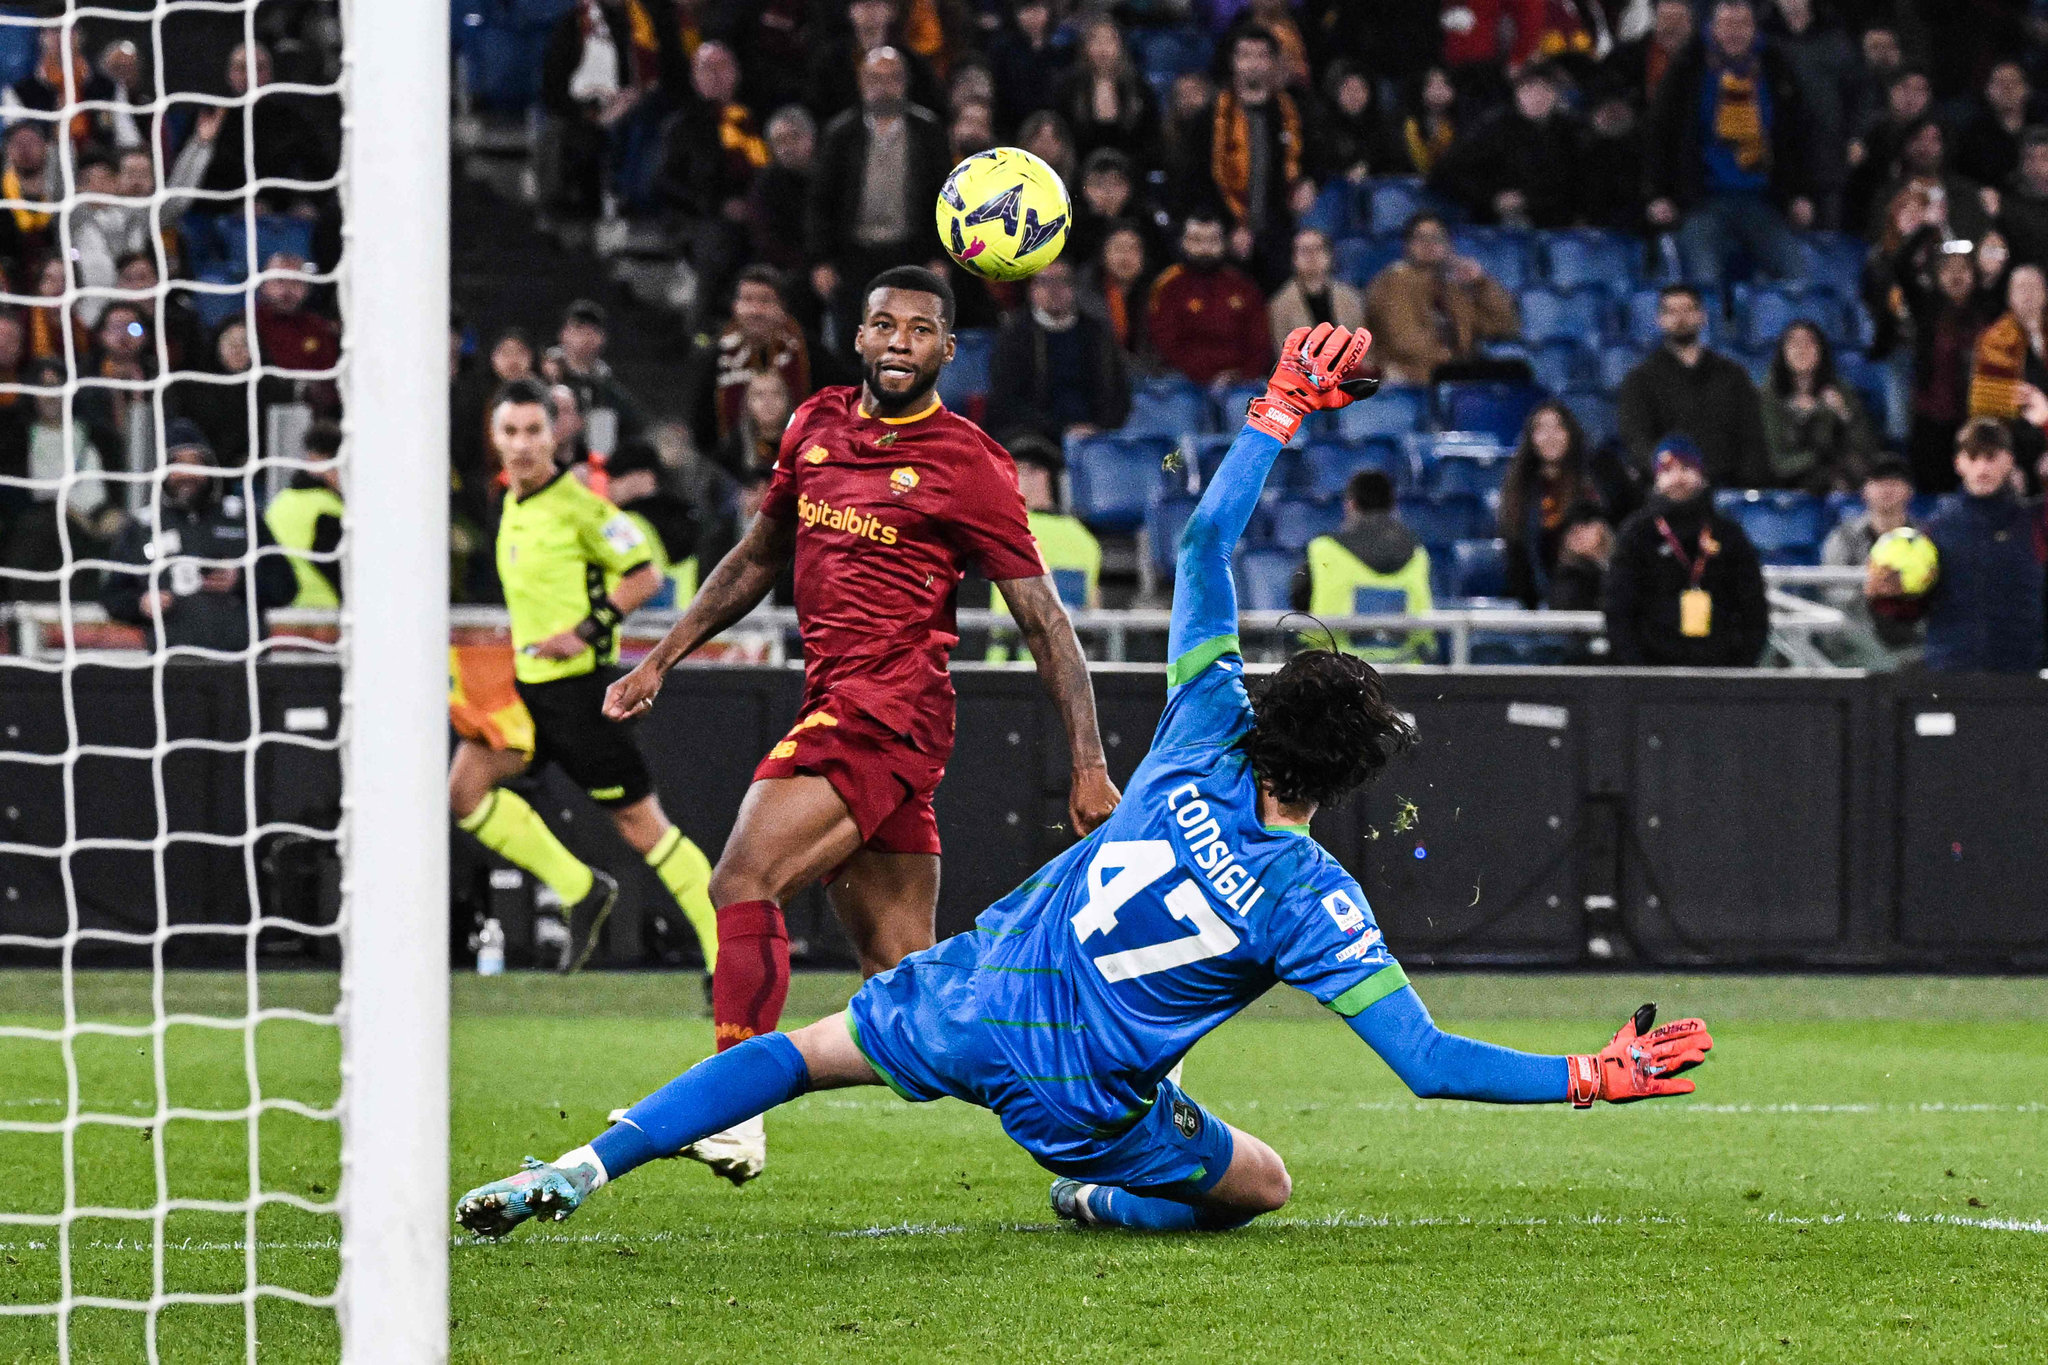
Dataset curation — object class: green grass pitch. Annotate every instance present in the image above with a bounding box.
[3,970,2046,1362]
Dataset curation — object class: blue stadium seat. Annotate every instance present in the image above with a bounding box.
[510,0,577,20]
[1130,25,1213,80]
[1542,230,1641,293]
[1596,344,1640,392]
[1368,178,1428,236]
[1562,390,1618,447]
[1235,548,1300,611]
[1193,435,1302,493]
[936,328,994,410]
[1449,538,1510,597]
[1122,375,1205,439]
[1822,490,1863,535]
[1336,384,1427,441]
[1188,434,1233,488]
[455,7,556,112]
[1430,452,1511,500]
[1740,287,1842,351]
[1529,339,1593,395]
[1333,234,1402,288]
[1067,433,1176,531]
[0,12,42,91]
[1624,288,1718,348]
[1145,494,1200,577]
[1452,230,1530,293]
[189,269,250,332]
[1799,232,1867,298]
[217,215,318,276]
[1396,493,1487,550]
[1520,288,1608,347]
[1437,383,1544,444]
[1716,489,1825,563]
[1300,181,1361,239]
[1268,499,1343,552]
[1302,440,1408,500]
[1910,492,1945,523]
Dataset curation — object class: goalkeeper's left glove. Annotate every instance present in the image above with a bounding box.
[1567,1004,1713,1107]
[1245,322,1379,443]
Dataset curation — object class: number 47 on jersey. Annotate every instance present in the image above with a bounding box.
[1071,840,1241,984]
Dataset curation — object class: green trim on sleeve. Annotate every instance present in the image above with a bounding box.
[844,1011,918,1102]
[1325,963,1410,1018]
[1167,633,1241,688]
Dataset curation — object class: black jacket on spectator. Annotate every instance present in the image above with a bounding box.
[1431,107,1588,228]
[1919,488,2046,673]
[1762,12,1860,205]
[1955,107,2030,190]
[99,484,295,653]
[1604,492,1770,667]
[656,95,762,220]
[806,105,951,265]
[985,310,1130,444]
[1999,178,2048,269]
[1643,43,1811,211]
[746,162,811,272]
[1580,118,1648,233]
[1616,347,1770,487]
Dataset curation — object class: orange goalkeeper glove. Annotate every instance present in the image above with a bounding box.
[1245,322,1379,443]
[1567,1004,1713,1107]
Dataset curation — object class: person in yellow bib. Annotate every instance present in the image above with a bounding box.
[448,378,720,977]
[264,420,345,608]
[987,436,1101,662]
[1290,469,1436,664]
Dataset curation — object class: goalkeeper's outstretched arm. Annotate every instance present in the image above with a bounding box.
[1345,982,1714,1107]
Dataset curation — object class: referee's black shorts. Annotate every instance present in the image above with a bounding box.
[515,667,653,808]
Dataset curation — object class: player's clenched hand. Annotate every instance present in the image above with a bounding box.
[1247,323,1377,442]
[1567,1004,1713,1107]
[1068,763,1121,837]
[602,661,664,720]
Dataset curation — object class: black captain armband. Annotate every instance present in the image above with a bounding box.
[574,595,625,644]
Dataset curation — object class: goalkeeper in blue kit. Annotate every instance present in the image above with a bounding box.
[457,324,1715,1239]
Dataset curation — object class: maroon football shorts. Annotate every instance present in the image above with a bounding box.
[752,700,945,858]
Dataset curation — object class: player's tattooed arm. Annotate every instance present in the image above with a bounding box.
[603,513,797,719]
[994,573,1121,835]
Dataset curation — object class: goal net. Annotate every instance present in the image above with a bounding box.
[0,0,445,1359]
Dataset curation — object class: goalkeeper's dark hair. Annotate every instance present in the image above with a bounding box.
[492,376,557,422]
[1240,649,1413,808]
[864,265,955,331]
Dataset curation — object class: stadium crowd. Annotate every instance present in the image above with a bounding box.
[434,0,2048,672]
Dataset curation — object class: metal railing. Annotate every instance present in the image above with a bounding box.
[0,567,1869,668]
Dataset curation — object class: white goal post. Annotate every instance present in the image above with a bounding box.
[338,0,449,1357]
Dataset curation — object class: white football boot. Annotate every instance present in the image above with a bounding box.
[606,1108,766,1186]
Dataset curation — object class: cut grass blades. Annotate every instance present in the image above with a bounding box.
[3,971,2045,1362]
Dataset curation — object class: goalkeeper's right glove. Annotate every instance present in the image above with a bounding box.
[1245,322,1378,443]
[1567,1004,1713,1107]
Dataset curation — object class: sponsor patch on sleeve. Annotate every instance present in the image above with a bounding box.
[601,514,645,555]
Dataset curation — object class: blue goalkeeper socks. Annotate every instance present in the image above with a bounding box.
[1080,1185,1259,1233]
[587,1033,811,1181]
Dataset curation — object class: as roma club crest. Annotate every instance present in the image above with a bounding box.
[889,466,920,496]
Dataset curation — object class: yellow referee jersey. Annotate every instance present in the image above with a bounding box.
[497,469,652,683]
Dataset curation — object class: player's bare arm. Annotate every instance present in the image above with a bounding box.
[604,513,797,718]
[994,572,1121,834]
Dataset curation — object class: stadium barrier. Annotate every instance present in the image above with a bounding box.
[3,661,2042,971]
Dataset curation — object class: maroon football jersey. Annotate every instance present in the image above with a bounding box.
[761,386,1044,752]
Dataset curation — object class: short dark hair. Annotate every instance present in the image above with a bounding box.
[1658,282,1703,306]
[1402,211,1448,242]
[1866,453,1913,484]
[492,375,556,421]
[1957,415,2013,456]
[733,263,787,305]
[863,265,955,331]
[1346,469,1394,512]
[1240,651,1414,808]
[2024,127,2048,154]
[562,298,606,330]
[1232,25,1282,57]
[304,420,343,457]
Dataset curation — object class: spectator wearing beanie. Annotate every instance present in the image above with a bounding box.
[1605,435,1769,667]
[1147,211,1271,386]
[1616,284,1768,487]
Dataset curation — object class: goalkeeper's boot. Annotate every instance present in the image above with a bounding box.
[600,1109,767,1185]
[455,1156,598,1239]
[1049,1178,1101,1226]
[562,867,620,975]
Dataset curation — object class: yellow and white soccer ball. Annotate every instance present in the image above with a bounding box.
[1870,525,1939,596]
[936,147,1071,282]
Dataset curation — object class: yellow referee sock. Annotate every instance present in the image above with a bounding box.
[459,788,595,905]
[646,826,719,972]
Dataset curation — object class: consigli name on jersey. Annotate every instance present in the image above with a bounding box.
[796,492,900,545]
[1164,783,1267,917]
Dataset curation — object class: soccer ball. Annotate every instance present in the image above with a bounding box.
[1870,526,1938,596]
[936,147,1071,282]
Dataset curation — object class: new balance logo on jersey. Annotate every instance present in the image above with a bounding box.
[1322,889,1365,935]
[796,493,900,545]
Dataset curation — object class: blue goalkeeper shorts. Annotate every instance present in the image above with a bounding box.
[845,934,1234,1197]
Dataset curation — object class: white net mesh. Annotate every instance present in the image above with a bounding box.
[0,2,352,1357]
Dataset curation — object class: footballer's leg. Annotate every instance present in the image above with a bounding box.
[1052,1125,1289,1233]
[456,1013,878,1239]
[827,849,940,977]
[449,739,618,950]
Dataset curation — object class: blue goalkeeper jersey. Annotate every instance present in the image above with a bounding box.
[967,425,1408,1138]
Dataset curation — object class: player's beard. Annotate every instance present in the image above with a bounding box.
[861,356,941,416]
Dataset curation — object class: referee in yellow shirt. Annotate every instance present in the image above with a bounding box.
[448,377,719,974]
